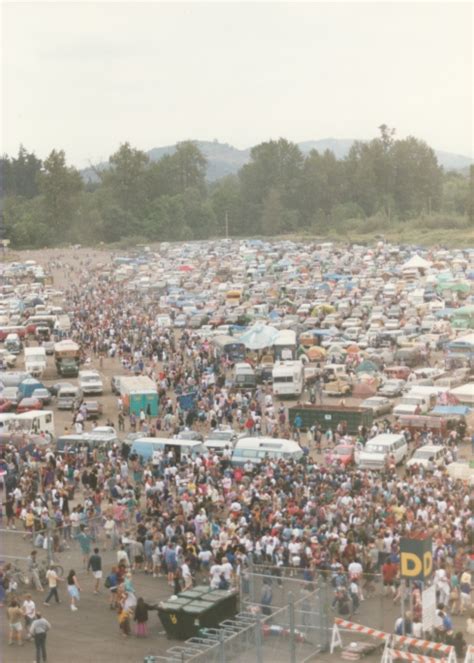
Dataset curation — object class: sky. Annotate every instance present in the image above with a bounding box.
[1,1,473,168]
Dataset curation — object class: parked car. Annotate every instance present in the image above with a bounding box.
[325,443,355,468]
[323,379,352,396]
[378,379,405,397]
[31,387,52,405]
[361,396,393,416]
[16,397,43,413]
[83,400,103,420]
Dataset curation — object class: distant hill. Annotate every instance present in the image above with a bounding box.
[81,139,473,183]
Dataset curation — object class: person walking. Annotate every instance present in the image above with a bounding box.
[30,611,51,663]
[22,594,36,639]
[87,547,103,594]
[76,524,92,568]
[7,599,24,646]
[43,565,62,606]
[66,569,81,611]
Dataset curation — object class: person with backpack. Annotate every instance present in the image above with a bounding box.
[104,566,119,610]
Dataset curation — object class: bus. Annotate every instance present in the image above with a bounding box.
[212,335,246,362]
[130,437,206,463]
[272,360,304,397]
[231,437,304,467]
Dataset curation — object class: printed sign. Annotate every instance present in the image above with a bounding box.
[400,537,433,580]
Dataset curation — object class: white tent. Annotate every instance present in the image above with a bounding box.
[401,254,432,271]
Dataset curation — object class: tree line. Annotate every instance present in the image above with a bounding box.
[1,126,471,248]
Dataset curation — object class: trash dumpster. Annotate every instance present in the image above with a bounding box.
[158,588,239,640]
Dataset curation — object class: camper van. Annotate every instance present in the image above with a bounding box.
[357,433,408,470]
[272,360,304,397]
[231,437,304,467]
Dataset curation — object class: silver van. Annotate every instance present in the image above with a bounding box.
[57,386,82,410]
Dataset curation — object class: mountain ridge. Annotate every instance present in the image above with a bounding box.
[81,138,473,182]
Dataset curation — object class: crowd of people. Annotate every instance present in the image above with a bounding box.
[1,248,473,659]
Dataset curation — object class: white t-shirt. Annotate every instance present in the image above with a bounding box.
[23,599,36,619]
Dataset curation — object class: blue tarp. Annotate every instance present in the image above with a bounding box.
[431,405,471,416]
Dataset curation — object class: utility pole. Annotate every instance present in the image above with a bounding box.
[225,211,229,239]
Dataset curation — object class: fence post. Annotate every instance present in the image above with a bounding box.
[288,591,296,663]
[219,628,226,663]
[47,518,53,566]
[255,610,263,663]
[320,577,330,652]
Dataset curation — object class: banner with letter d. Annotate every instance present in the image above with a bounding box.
[400,537,433,581]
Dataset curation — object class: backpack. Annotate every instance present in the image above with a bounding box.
[104,574,113,589]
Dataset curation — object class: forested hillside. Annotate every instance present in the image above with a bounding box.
[1,126,472,248]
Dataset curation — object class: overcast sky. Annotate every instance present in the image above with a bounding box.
[2,1,473,167]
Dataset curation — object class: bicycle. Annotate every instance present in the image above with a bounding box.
[1,559,30,593]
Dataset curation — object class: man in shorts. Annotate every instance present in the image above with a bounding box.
[87,547,103,594]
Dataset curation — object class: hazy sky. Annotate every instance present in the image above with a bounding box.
[2,1,473,167]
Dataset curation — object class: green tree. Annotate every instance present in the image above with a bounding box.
[101,143,149,217]
[1,146,42,198]
[210,175,242,237]
[391,137,442,216]
[38,149,83,240]
[240,138,304,234]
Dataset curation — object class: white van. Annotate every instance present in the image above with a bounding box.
[358,433,408,470]
[24,346,47,377]
[231,437,304,467]
[406,444,446,470]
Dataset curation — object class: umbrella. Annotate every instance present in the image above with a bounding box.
[178,265,194,272]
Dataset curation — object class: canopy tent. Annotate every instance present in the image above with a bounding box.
[401,254,432,270]
[237,323,279,350]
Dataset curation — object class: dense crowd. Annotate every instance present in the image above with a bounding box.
[1,251,473,656]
